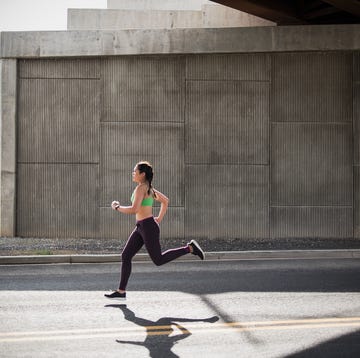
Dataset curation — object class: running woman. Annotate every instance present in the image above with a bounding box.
[105,161,205,300]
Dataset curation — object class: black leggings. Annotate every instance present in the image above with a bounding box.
[119,216,189,290]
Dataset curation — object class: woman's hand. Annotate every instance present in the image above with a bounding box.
[111,201,120,210]
[153,189,169,223]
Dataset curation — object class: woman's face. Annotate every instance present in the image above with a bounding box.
[132,166,144,183]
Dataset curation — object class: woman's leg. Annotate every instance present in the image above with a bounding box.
[138,217,189,266]
[119,226,144,291]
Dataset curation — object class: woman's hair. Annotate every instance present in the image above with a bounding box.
[136,161,156,198]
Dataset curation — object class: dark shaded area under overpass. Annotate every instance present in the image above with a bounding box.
[286,329,360,358]
[212,0,360,25]
[1,259,360,293]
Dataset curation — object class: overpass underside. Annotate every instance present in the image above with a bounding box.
[212,0,360,25]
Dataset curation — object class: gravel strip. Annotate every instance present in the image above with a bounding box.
[1,237,360,256]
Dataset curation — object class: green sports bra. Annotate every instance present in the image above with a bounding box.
[131,191,154,207]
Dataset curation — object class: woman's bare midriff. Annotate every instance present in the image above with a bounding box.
[135,205,153,221]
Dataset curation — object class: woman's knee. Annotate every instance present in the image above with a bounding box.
[151,255,164,266]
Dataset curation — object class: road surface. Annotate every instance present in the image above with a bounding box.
[1,258,360,357]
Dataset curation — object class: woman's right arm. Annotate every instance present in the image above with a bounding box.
[153,189,169,223]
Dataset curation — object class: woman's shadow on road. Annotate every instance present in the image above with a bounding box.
[105,304,219,358]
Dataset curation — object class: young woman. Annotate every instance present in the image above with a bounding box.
[105,161,205,300]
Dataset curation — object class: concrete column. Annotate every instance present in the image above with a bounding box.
[0,59,17,236]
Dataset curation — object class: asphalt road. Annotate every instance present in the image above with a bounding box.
[1,258,360,357]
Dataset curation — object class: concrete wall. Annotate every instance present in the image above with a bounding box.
[12,51,359,241]
[1,25,360,242]
[67,9,203,30]
[271,53,354,239]
[67,6,274,30]
[2,26,360,58]
[107,0,210,10]
[0,59,17,237]
[354,52,360,238]
[16,59,100,237]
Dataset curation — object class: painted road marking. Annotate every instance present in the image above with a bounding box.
[1,317,360,343]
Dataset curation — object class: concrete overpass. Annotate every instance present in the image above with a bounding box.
[212,0,360,25]
[1,1,360,247]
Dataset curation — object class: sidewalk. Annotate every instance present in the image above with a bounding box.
[1,249,360,265]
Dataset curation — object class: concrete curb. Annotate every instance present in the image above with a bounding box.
[0,249,359,265]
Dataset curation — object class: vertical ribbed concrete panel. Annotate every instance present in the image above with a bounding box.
[353,166,360,238]
[271,123,352,206]
[354,82,360,166]
[17,164,99,237]
[186,80,269,164]
[353,53,360,165]
[18,79,100,163]
[102,56,185,122]
[353,52,360,237]
[101,122,184,205]
[19,58,100,79]
[186,53,270,166]
[185,165,269,239]
[16,59,100,238]
[270,122,353,238]
[271,52,353,239]
[185,53,270,240]
[100,122,184,239]
[187,53,270,81]
[101,209,134,241]
[272,52,352,122]
[354,52,360,82]
[270,207,353,239]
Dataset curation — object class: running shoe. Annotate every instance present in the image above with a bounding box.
[188,240,205,260]
[104,291,126,300]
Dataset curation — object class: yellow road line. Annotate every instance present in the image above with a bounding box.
[2,316,360,337]
[218,316,360,328]
[1,317,360,343]
[233,321,360,332]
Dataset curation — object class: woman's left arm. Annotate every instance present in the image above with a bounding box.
[153,189,169,223]
[111,185,144,215]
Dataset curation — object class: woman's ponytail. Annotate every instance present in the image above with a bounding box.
[137,161,157,198]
